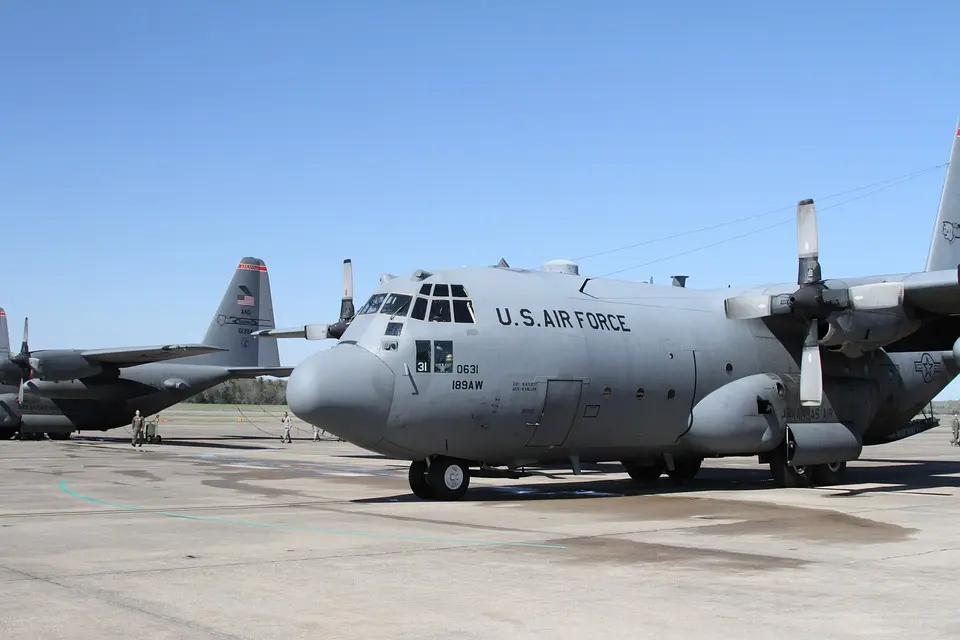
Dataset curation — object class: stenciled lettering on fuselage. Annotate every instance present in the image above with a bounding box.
[495,307,630,332]
[781,405,837,422]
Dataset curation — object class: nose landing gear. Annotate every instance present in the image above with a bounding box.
[408,457,471,500]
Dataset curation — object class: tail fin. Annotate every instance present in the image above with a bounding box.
[182,257,281,368]
[925,119,960,271]
[0,308,8,356]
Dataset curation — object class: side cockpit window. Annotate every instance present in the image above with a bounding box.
[358,293,387,314]
[380,293,412,317]
[410,283,475,323]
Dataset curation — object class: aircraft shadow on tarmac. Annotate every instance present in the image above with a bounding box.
[351,458,960,503]
[69,436,273,451]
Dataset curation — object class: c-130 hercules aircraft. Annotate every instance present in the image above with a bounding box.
[262,121,960,501]
[0,257,292,440]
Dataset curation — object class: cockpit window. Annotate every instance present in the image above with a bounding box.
[452,299,475,323]
[428,299,451,322]
[412,296,428,321]
[407,283,475,323]
[380,293,412,317]
[358,293,387,315]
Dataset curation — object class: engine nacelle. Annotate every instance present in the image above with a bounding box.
[29,350,105,381]
[786,422,862,466]
[0,393,22,427]
[683,373,789,454]
[819,308,921,357]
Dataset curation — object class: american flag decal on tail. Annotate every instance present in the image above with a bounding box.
[237,285,255,307]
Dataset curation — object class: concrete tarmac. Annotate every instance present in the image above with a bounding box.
[2,409,960,639]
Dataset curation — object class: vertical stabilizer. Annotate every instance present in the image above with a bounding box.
[182,258,281,368]
[925,119,960,271]
[0,308,8,356]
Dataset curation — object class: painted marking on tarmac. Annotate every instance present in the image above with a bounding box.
[58,480,566,550]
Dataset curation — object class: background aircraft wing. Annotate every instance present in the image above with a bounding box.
[78,344,228,367]
[223,366,294,378]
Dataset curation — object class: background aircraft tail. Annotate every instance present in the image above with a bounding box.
[181,257,282,369]
[0,308,8,356]
[925,119,960,272]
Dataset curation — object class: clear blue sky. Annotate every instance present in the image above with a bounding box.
[4,1,960,397]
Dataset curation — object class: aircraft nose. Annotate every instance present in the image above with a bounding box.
[286,344,395,445]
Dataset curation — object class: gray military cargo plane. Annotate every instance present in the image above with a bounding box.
[0,257,292,440]
[264,121,960,501]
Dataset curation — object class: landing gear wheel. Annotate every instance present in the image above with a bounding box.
[408,460,434,499]
[426,457,470,501]
[666,457,703,484]
[808,461,846,487]
[768,446,810,488]
[622,459,666,485]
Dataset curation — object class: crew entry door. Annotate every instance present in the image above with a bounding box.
[525,380,583,447]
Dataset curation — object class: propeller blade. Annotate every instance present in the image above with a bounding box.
[848,281,904,310]
[724,294,773,319]
[340,259,355,322]
[799,321,823,406]
[17,377,23,406]
[796,199,821,286]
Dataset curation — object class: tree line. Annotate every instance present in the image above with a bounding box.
[185,378,288,405]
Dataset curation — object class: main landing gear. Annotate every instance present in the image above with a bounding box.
[766,446,847,488]
[621,455,704,486]
[408,457,471,501]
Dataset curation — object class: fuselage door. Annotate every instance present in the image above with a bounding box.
[525,379,583,447]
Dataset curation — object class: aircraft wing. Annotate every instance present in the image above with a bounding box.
[879,268,960,352]
[900,268,960,315]
[224,366,295,378]
[78,344,228,367]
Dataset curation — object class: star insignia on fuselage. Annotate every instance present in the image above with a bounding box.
[913,352,942,383]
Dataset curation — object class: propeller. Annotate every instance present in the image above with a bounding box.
[8,318,32,405]
[253,259,357,341]
[723,199,905,406]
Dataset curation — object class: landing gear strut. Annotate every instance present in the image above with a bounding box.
[408,457,470,500]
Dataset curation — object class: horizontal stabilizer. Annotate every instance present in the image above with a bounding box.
[224,366,294,378]
[79,344,228,366]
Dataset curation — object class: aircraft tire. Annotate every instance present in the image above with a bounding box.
[622,460,665,484]
[768,446,811,488]
[808,461,846,487]
[408,461,434,499]
[426,457,470,501]
[666,457,703,484]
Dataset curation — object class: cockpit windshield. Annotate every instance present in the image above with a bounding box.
[409,283,476,323]
[380,293,412,317]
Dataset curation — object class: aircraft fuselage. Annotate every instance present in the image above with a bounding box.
[0,362,233,435]
[286,265,956,467]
